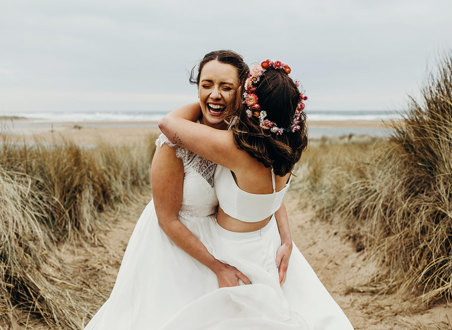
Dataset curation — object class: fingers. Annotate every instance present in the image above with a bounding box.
[279,267,287,285]
[275,250,283,269]
[236,270,251,285]
[278,256,288,285]
[217,265,251,287]
[218,275,239,288]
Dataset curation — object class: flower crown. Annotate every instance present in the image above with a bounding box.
[243,59,307,135]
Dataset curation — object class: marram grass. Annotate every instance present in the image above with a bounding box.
[295,55,452,304]
[0,134,157,328]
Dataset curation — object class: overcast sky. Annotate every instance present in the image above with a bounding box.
[1,0,451,112]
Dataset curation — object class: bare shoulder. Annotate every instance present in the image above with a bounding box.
[151,143,183,177]
[211,130,253,170]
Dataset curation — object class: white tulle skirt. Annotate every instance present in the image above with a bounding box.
[85,201,353,329]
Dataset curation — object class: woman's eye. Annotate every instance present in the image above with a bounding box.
[222,87,233,91]
[201,84,212,89]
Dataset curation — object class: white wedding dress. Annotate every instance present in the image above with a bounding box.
[85,134,353,330]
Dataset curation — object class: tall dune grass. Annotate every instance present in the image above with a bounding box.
[0,134,157,328]
[296,56,452,304]
[0,168,81,328]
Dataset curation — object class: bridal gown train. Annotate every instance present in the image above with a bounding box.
[85,134,353,330]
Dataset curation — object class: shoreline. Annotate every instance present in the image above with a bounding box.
[1,118,393,129]
[0,119,396,145]
[308,119,391,128]
[0,116,28,120]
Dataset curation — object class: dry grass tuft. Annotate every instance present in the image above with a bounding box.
[295,55,452,305]
[0,134,157,328]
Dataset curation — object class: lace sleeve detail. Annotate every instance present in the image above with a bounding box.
[155,133,190,162]
[155,133,177,148]
[183,151,216,187]
[155,133,215,186]
[175,147,189,162]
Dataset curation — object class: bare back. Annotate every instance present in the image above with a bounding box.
[215,155,292,232]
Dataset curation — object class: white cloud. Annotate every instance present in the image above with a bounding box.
[1,0,451,111]
[0,88,196,112]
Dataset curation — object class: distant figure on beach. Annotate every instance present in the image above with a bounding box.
[85,50,353,329]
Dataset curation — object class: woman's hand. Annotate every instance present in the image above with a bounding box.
[275,241,293,285]
[212,261,251,288]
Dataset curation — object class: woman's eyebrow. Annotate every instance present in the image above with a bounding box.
[219,81,238,87]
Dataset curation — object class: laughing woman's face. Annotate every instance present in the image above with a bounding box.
[198,60,240,129]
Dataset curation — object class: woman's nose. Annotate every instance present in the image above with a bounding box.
[211,86,221,99]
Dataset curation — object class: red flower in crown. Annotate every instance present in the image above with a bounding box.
[273,61,282,69]
[283,65,291,74]
[261,60,271,69]
[250,103,261,111]
[245,93,258,107]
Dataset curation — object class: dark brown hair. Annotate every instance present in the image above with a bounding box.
[190,50,249,120]
[232,68,308,176]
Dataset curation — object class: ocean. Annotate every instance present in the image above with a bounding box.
[1,109,402,138]
[2,109,402,123]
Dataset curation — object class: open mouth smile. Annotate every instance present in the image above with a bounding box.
[207,103,226,117]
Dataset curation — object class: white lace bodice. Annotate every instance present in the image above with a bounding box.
[155,134,218,217]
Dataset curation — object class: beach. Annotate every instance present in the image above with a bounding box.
[2,0,451,327]
[1,117,394,145]
[1,117,450,329]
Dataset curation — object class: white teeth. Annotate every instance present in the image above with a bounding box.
[208,104,224,110]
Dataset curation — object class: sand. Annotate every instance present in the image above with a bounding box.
[1,121,161,145]
[308,120,390,128]
[1,118,394,145]
[73,185,451,329]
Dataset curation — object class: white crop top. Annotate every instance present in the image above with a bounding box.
[214,165,291,222]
